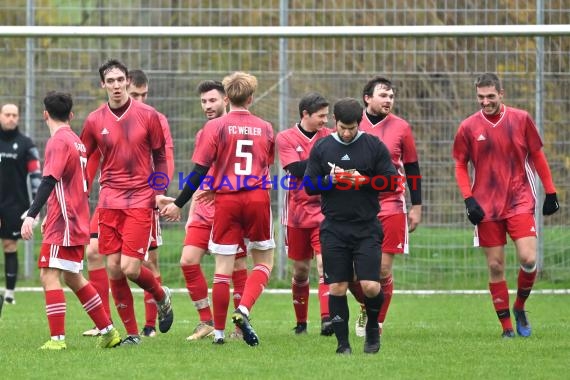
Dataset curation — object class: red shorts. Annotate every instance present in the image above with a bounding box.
[38,244,84,273]
[98,208,153,259]
[89,209,99,238]
[184,223,247,258]
[210,189,275,255]
[475,213,537,247]
[378,213,408,254]
[285,226,321,260]
[149,209,162,251]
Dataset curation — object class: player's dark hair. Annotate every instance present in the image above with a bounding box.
[298,92,329,119]
[362,76,393,107]
[197,80,225,95]
[128,69,148,87]
[475,73,502,91]
[98,59,129,81]
[333,97,363,125]
[43,91,73,122]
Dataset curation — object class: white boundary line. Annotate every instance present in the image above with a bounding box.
[12,287,570,295]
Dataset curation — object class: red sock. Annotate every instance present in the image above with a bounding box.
[144,276,161,328]
[131,266,165,302]
[378,274,393,323]
[232,269,247,309]
[88,268,111,318]
[292,277,310,323]
[348,281,366,304]
[181,264,212,322]
[489,281,513,331]
[75,283,112,331]
[513,268,537,310]
[110,277,138,335]
[212,274,231,330]
[318,276,330,318]
[45,289,66,337]
[239,264,271,311]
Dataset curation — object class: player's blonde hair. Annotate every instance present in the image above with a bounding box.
[222,72,258,107]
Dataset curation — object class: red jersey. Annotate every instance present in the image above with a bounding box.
[81,100,166,209]
[190,129,214,226]
[276,124,331,228]
[360,112,419,216]
[452,106,543,221]
[192,110,274,193]
[42,126,90,246]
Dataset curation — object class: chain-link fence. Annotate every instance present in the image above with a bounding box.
[1,1,568,288]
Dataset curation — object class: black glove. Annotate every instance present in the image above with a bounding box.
[543,193,559,216]
[464,197,485,225]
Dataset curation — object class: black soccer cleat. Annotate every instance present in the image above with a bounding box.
[336,344,352,355]
[293,322,308,335]
[232,309,259,346]
[363,327,381,354]
[320,317,334,336]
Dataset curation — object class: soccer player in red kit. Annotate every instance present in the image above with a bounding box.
[276,92,333,336]
[161,72,274,346]
[181,80,248,341]
[21,92,120,350]
[80,59,173,345]
[356,76,422,337]
[82,69,175,338]
[453,73,559,338]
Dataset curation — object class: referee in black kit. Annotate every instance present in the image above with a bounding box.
[304,97,399,355]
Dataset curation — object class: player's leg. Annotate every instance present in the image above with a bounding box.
[119,208,172,335]
[229,248,247,339]
[231,190,275,346]
[62,246,120,348]
[141,247,160,337]
[287,226,312,334]
[354,219,384,354]
[509,214,538,337]
[140,209,162,337]
[83,232,110,336]
[320,220,353,354]
[2,238,18,304]
[38,244,66,350]
[377,213,408,335]
[181,223,214,340]
[479,220,513,337]
[212,253,236,344]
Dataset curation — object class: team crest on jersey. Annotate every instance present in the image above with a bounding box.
[12,142,18,150]
[101,128,110,135]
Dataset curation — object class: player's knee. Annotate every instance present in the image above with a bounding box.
[488,261,505,277]
[361,281,381,298]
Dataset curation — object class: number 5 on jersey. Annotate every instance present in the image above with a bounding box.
[235,140,253,175]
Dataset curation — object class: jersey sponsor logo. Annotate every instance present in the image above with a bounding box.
[101,128,110,135]
[477,134,486,141]
[341,154,350,161]
[295,145,304,152]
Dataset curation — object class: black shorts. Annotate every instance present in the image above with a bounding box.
[320,218,383,284]
[0,206,25,240]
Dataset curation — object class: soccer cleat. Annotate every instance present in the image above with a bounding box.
[212,337,225,345]
[355,305,367,337]
[157,286,174,333]
[364,327,381,354]
[335,344,352,355]
[501,329,516,339]
[232,309,259,346]
[513,308,532,337]
[4,297,15,305]
[39,340,67,350]
[82,326,101,337]
[120,335,142,345]
[141,326,157,337]
[320,317,334,336]
[293,322,308,335]
[98,328,121,348]
[186,321,214,341]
